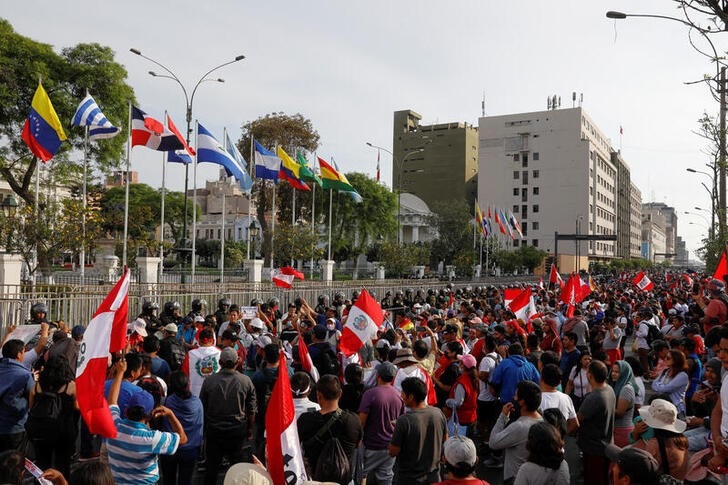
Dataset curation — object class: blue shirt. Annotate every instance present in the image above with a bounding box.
[489,355,541,403]
[0,358,34,434]
[163,393,204,450]
[104,380,143,417]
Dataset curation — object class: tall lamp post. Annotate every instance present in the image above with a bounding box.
[606,10,726,243]
[686,167,717,238]
[129,48,245,278]
[1,196,19,249]
[366,142,425,245]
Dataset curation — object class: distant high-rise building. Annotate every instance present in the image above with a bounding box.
[641,205,667,262]
[629,183,643,258]
[642,202,678,258]
[613,151,632,259]
[392,110,478,210]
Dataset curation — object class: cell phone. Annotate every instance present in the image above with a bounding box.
[416,326,426,332]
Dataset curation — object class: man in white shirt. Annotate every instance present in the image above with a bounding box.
[539,364,578,434]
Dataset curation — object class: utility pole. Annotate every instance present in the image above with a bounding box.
[721,66,727,244]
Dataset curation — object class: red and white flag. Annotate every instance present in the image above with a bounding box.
[280,266,305,280]
[297,331,319,382]
[549,264,564,286]
[714,245,728,281]
[131,106,185,152]
[538,276,544,290]
[633,272,655,292]
[339,289,382,357]
[75,268,130,438]
[272,269,295,288]
[503,287,522,307]
[508,287,537,321]
[166,113,195,155]
[266,351,308,485]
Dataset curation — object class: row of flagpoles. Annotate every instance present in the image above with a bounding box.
[20,81,365,283]
[474,198,523,241]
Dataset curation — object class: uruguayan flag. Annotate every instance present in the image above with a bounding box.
[72,94,121,140]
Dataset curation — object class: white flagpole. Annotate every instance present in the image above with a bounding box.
[160,113,168,282]
[327,188,333,260]
[191,120,198,283]
[270,179,276,273]
[247,136,254,260]
[310,157,316,280]
[122,102,132,268]
[221,127,228,285]
[33,158,40,283]
[80,124,88,282]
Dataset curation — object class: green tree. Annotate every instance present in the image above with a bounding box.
[272,221,324,266]
[517,245,547,273]
[378,242,418,277]
[429,200,473,267]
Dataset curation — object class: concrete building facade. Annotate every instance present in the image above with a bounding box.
[478,107,618,260]
[190,172,258,243]
[392,110,479,210]
[642,202,678,258]
[613,151,632,259]
[641,205,667,262]
[629,183,643,259]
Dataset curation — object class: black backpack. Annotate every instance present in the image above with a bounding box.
[312,345,340,377]
[645,322,663,345]
[304,409,351,484]
[26,384,65,440]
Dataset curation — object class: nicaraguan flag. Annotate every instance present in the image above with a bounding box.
[167,150,192,164]
[254,140,281,182]
[72,94,121,140]
[197,122,253,193]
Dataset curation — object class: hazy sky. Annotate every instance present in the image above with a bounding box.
[4,1,723,257]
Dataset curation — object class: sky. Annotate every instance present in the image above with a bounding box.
[3,1,724,259]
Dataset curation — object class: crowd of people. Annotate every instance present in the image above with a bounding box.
[2,273,728,484]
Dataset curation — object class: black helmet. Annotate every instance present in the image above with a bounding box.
[250,298,262,306]
[268,297,280,307]
[191,299,207,313]
[30,302,47,319]
[427,289,435,296]
[405,288,413,297]
[317,294,329,306]
[351,291,360,301]
[334,291,345,301]
[142,301,159,313]
[164,301,181,313]
[218,298,231,310]
[385,290,392,297]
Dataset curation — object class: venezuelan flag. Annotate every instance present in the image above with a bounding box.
[276,147,310,191]
[21,83,67,162]
[475,202,487,237]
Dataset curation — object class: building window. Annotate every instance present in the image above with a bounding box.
[532,221,539,230]
[533,187,539,195]
[532,239,539,247]
[522,171,529,184]
[522,205,528,219]
[513,187,519,196]
[533,170,540,178]
[513,240,519,247]
[521,191,528,202]
[522,153,529,163]
[533,204,539,213]
[513,205,519,213]
[533,152,539,161]
[513,171,519,179]
[522,159,528,168]
[513,154,520,162]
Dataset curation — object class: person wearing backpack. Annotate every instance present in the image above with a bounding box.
[25,354,79,479]
[635,308,657,374]
[308,325,340,378]
[298,374,362,484]
[0,339,36,454]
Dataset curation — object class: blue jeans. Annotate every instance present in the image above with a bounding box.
[685,426,711,452]
[160,446,200,485]
[364,447,395,485]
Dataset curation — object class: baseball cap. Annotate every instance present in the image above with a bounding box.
[219,347,239,364]
[194,315,205,323]
[128,390,155,415]
[458,354,477,369]
[375,339,391,350]
[71,325,85,339]
[163,323,178,333]
[376,362,397,381]
[249,318,265,330]
[443,435,477,467]
[605,446,660,484]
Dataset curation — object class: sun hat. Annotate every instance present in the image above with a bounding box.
[638,398,687,433]
[393,348,419,366]
[163,323,178,333]
[128,318,148,337]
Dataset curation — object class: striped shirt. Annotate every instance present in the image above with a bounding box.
[107,405,179,485]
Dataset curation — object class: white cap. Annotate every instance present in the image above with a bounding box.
[250,318,265,330]
[129,318,148,337]
[443,435,477,466]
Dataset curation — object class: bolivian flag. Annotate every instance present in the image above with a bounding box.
[318,156,362,202]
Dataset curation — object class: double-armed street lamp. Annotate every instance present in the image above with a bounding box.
[129,48,245,277]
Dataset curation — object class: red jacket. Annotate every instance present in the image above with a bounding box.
[450,373,478,424]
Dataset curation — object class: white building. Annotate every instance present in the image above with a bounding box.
[642,205,667,262]
[192,173,258,243]
[399,193,437,243]
[478,107,619,266]
[629,183,643,259]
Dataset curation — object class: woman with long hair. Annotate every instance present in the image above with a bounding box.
[609,360,638,447]
[564,352,592,409]
[446,354,480,434]
[26,355,79,478]
[651,349,689,417]
[160,371,204,485]
[513,421,570,484]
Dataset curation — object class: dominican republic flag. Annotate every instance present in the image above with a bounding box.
[266,350,308,485]
[339,289,382,357]
[549,264,564,286]
[72,94,121,140]
[272,269,295,289]
[297,332,319,382]
[75,268,130,438]
[131,106,185,151]
[182,346,221,397]
[197,122,253,192]
[508,287,537,321]
[633,272,655,292]
[280,266,305,280]
[254,140,281,181]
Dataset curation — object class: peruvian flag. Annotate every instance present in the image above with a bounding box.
[549,264,564,286]
[503,287,522,307]
[560,273,580,305]
[508,287,537,321]
[538,276,544,290]
[577,278,592,301]
[280,266,305,280]
[75,268,130,438]
[339,289,382,357]
[714,245,728,281]
[297,331,319,382]
[448,292,455,309]
[633,272,655,292]
[682,274,694,287]
[266,351,308,485]
[272,269,295,288]
[131,106,186,152]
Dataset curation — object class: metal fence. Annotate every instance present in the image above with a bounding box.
[0,274,537,337]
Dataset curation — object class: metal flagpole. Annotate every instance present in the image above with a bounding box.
[122,102,132,268]
[479,232,483,271]
[220,127,228,285]
[191,120,198,283]
[327,188,333,260]
[310,156,316,279]
[80,124,88,282]
[159,113,168,282]
[247,136,254,260]
[270,180,276,272]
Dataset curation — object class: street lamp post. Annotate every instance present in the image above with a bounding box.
[366,142,425,245]
[607,10,726,243]
[129,49,245,280]
[686,167,717,238]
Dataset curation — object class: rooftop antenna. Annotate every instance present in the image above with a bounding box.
[481,91,485,117]
[579,93,583,107]
[547,96,552,110]
[572,92,576,108]
[551,94,557,110]
[558,96,561,108]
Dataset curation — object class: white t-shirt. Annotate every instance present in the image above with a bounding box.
[478,352,500,402]
[539,390,577,420]
[634,376,645,407]
[721,371,728,439]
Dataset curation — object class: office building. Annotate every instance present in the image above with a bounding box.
[629,183,643,258]
[642,202,678,258]
[641,205,667,262]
